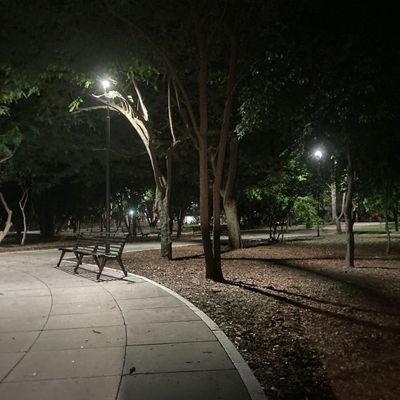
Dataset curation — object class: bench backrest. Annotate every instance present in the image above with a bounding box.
[74,236,98,253]
[95,236,126,256]
[75,234,126,256]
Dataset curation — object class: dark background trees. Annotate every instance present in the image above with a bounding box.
[0,0,399,274]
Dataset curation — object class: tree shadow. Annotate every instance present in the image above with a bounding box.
[228,280,399,317]
[223,255,400,305]
[223,277,400,333]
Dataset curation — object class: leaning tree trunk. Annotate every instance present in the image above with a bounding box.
[344,139,355,267]
[0,192,13,244]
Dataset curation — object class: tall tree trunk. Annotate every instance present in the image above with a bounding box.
[19,188,29,246]
[196,20,215,278]
[384,181,391,256]
[394,199,398,232]
[176,207,185,239]
[330,180,337,224]
[0,192,13,243]
[157,188,172,259]
[224,199,242,248]
[222,137,242,249]
[199,139,214,277]
[336,192,345,234]
[344,138,355,267]
[211,37,237,281]
[384,203,391,256]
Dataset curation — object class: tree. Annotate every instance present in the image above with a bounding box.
[0,192,12,243]
[76,71,179,258]
[100,0,254,280]
[278,0,400,266]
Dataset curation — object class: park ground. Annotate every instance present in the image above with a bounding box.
[1,228,399,399]
[122,232,400,400]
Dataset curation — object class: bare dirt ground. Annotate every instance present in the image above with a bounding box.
[121,236,400,400]
[1,233,399,399]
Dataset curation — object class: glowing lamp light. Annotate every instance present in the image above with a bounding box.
[128,209,135,217]
[101,79,111,91]
[314,149,323,160]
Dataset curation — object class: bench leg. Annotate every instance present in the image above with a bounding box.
[73,253,84,273]
[117,256,128,277]
[56,250,67,267]
[96,257,107,280]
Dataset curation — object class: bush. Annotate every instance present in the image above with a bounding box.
[293,196,318,228]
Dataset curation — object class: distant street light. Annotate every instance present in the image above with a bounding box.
[102,79,111,240]
[128,209,136,239]
[314,149,323,161]
[314,148,323,237]
[101,79,111,91]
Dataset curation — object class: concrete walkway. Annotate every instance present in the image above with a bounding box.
[0,247,266,400]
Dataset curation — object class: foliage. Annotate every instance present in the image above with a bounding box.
[0,66,40,162]
[241,158,310,229]
[293,196,318,228]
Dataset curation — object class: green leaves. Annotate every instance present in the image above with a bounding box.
[68,97,83,112]
[0,65,39,108]
[0,127,22,163]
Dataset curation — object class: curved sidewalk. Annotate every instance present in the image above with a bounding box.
[0,248,266,400]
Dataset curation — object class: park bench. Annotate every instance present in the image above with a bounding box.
[137,224,160,240]
[56,234,128,280]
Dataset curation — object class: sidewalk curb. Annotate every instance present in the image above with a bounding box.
[102,265,267,400]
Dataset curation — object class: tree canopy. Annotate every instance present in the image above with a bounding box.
[1,0,399,270]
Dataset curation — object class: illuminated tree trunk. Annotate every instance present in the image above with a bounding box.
[156,188,172,259]
[0,192,13,244]
[222,137,242,249]
[19,187,29,245]
[86,83,175,259]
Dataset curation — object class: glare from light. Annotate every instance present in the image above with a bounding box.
[314,149,323,160]
[128,209,135,217]
[101,79,111,91]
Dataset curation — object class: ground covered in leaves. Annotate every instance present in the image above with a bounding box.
[1,232,399,399]
[122,236,400,400]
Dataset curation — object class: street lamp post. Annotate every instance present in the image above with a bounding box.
[314,149,323,237]
[128,209,135,239]
[102,79,111,240]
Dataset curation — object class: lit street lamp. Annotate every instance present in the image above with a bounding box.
[314,149,323,161]
[128,209,136,239]
[102,79,111,239]
[314,149,323,237]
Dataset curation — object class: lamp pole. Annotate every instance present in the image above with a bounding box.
[102,80,111,239]
[128,209,135,239]
[314,149,323,237]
